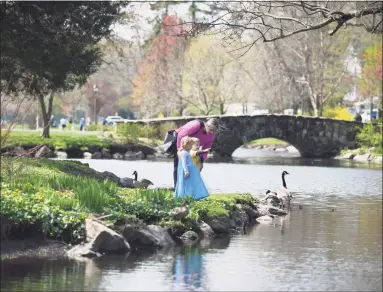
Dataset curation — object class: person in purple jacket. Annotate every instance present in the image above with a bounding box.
[173,118,219,188]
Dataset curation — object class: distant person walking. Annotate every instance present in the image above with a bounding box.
[354,111,362,122]
[60,117,67,130]
[79,117,85,131]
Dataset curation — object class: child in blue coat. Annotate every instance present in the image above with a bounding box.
[174,136,209,201]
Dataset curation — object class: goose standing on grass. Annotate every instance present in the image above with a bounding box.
[277,171,292,209]
[132,170,154,188]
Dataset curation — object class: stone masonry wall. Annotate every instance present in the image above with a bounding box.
[117,115,362,158]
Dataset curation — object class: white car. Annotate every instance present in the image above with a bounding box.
[105,116,123,125]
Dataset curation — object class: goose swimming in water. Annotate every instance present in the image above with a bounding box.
[132,171,154,188]
[277,171,292,209]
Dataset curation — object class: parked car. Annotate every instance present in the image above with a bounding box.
[105,116,124,125]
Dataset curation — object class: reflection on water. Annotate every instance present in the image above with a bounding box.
[2,155,382,291]
[1,195,381,291]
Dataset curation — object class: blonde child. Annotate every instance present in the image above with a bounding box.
[190,137,210,171]
[174,136,209,201]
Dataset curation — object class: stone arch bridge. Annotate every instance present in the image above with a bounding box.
[116,115,362,158]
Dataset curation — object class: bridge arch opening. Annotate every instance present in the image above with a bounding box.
[231,137,301,158]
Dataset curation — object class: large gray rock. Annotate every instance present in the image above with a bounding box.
[257,204,288,216]
[353,153,372,162]
[85,219,130,253]
[286,145,299,154]
[55,151,68,159]
[124,151,135,160]
[198,221,215,238]
[339,153,355,160]
[67,243,101,260]
[204,215,230,234]
[239,204,260,220]
[135,151,145,159]
[102,151,112,159]
[83,152,92,159]
[256,215,274,225]
[91,152,102,159]
[113,153,124,160]
[35,145,51,158]
[180,231,199,244]
[123,224,174,249]
[229,207,249,229]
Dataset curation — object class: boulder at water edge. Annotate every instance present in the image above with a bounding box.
[85,219,130,253]
[229,207,249,230]
[204,214,230,234]
[256,215,274,225]
[236,204,260,221]
[198,221,215,238]
[123,223,174,249]
[67,219,130,259]
[257,204,288,216]
[180,231,199,244]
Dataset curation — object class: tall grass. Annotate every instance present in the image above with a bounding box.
[4,165,118,213]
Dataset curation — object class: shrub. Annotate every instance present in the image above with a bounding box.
[156,121,177,140]
[139,124,159,140]
[117,123,141,144]
[322,106,354,121]
[356,119,382,153]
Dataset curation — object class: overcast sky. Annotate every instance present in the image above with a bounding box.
[113,2,195,41]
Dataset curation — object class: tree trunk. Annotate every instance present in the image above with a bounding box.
[37,92,54,138]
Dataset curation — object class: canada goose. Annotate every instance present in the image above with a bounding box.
[277,171,292,209]
[170,201,189,221]
[132,170,154,188]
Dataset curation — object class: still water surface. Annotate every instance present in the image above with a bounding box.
[1,149,382,291]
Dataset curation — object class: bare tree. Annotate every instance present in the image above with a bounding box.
[182,36,243,115]
[181,1,382,58]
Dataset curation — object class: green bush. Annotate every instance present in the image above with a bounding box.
[356,120,382,154]
[117,123,141,143]
[139,124,159,139]
[156,121,177,140]
[1,183,87,242]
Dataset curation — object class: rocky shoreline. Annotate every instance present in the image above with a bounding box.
[1,143,159,160]
[243,143,300,154]
[335,149,382,164]
[1,193,288,261]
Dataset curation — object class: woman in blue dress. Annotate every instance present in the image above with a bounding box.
[175,136,209,201]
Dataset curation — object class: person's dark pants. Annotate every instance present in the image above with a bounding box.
[173,150,178,188]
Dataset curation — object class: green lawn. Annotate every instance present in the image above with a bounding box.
[247,138,288,145]
[2,131,111,150]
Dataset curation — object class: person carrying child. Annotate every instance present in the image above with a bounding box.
[174,136,209,201]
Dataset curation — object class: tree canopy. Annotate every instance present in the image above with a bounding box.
[181,1,383,57]
[0,1,127,96]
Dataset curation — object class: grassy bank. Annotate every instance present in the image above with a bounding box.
[1,158,257,243]
[246,138,288,146]
[1,130,161,151]
[3,132,111,150]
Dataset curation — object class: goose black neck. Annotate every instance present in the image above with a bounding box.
[282,173,287,188]
[134,173,138,181]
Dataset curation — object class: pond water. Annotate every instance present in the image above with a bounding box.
[1,148,382,291]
